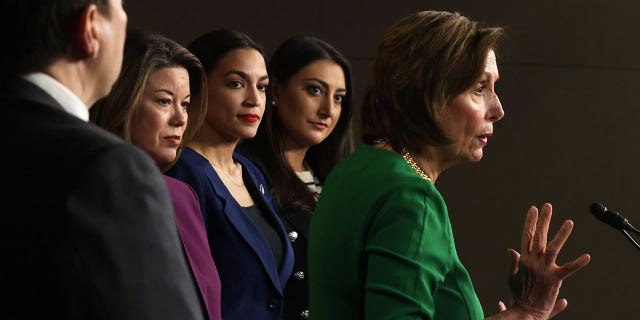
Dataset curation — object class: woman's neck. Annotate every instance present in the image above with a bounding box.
[188,139,239,171]
[188,122,242,168]
[372,139,443,183]
[412,151,441,183]
[416,145,454,183]
[284,147,310,172]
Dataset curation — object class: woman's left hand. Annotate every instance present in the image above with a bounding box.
[504,203,591,320]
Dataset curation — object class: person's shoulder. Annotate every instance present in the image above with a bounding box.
[167,147,212,186]
[39,111,151,168]
[162,175,186,190]
[163,174,200,202]
[78,123,148,161]
[170,148,208,172]
[327,143,442,206]
[163,175,195,193]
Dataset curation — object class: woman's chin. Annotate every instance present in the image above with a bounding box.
[468,149,485,162]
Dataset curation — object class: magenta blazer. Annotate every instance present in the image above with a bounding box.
[163,175,222,320]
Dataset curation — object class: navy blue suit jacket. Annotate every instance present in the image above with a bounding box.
[167,147,294,320]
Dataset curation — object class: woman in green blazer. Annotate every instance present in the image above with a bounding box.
[308,10,591,320]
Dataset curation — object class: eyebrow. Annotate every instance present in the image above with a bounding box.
[481,71,500,82]
[303,77,347,93]
[225,70,269,81]
[151,89,191,99]
[152,89,174,95]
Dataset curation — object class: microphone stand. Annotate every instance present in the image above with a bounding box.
[621,229,640,251]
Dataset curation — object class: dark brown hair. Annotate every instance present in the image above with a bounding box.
[1,0,111,76]
[187,29,264,76]
[360,10,505,154]
[243,35,354,212]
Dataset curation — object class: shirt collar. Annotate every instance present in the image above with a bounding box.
[21,72,89,121]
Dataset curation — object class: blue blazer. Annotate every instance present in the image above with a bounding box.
[167,147,294,320]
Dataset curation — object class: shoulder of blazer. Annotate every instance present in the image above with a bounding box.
[169,148,211,186]
[1,77,65,111]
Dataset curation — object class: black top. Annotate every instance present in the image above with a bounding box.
[244,205,284,268]
[236,142,312,319]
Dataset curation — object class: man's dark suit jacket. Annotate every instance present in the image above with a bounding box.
[0,78,205,320]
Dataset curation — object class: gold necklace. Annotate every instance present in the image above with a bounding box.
[373,137,432,182]
[211,162,245,188]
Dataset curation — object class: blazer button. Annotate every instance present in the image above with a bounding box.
[267,298,280,310]
[300,309,309,319]
[294,271,305,280]
[288,231,298,242]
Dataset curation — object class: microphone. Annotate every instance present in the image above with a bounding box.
[589,202,640,234]
[590,202,640,252]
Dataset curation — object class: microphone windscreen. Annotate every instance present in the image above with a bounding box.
[590,202,606,219]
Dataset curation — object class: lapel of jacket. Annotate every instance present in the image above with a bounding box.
[236,154,294,291]
[205,153,293,293]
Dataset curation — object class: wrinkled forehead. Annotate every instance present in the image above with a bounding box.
[484,50,499,79]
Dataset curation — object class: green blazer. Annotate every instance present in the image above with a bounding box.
[309,143,483,319]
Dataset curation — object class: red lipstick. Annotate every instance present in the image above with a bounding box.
[238,114,260,123]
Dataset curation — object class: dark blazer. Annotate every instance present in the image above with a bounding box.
[167,147,294,320]
[277,207,311,320]
[1,78,204,320]
[236,144,312,320]
[164,175,222,320]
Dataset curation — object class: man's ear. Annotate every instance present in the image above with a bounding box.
[71,4,100,59]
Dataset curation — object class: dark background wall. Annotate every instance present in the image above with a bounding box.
[126,1,640,318]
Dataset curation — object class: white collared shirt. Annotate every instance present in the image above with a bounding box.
[22,72,89,121]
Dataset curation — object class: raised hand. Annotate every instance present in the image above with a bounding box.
[505,203,591,319]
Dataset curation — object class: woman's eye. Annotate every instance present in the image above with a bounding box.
[334,95,345,104]
[257,83,268,92]
[181,101,191,109]
[474,85,486,95]
[306,86,322,95]
[158,98,171,105]
[228,81,243,89]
